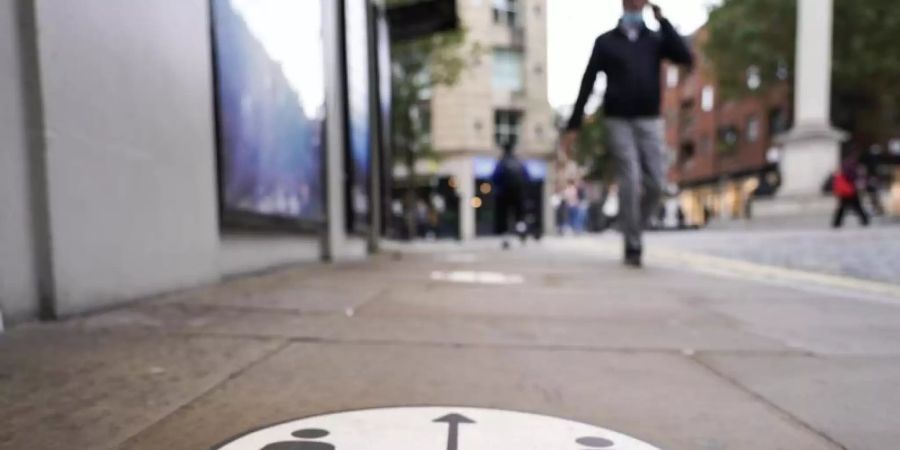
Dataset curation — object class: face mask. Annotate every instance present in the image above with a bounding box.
[622,11,644,25]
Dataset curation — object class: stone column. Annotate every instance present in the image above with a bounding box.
[322,0,348,261]
[542,159,555,237]
[776,0,846,199]
[456,157,476,241]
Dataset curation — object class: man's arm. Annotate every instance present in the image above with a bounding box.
[658,18,694,68]
[651,4,693,68]
[565,39,603,131]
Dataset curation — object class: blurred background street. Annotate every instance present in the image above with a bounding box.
[646,225,900,285]
[2,0,899,448]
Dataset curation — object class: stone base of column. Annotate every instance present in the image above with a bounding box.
[777,123,846,197]
[754,123,847,219]
[753,193,835,219]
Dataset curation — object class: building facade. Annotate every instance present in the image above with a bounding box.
[0,0,451,327]
[427,0,556,239]
[663,28,792,225]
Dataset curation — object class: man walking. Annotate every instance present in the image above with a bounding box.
[492,141,531,249]
[561,0,693,267]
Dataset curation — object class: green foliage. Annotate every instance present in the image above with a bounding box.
[390,29,480,163]
[703,0,795,100]
[704,0,900,141]
[573,114,612,182]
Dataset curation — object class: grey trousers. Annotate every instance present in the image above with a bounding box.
[605,117,666,250]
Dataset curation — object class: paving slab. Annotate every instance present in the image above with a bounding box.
[706,296,900,356]
[700,354,900,450]
[73,303,789,353]
[646,227,900,286]
[122,343,840,450]
[0,326,282,450]
[361,284,724,323]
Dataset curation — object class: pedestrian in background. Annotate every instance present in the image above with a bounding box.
[492,141,530,248]
[561,0,694,267]
[859,146,885,216]
[563,180,584,233]
[832,156,870,228]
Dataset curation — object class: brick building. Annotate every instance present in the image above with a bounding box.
[663,28,791,225]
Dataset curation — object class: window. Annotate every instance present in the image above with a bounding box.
[768,107,788,137]
[679,99,694,133]
[414,68,432,101]
[704,135,714,154]
[679,142,696,165]
[494,110,522,148]
[701,86,715,112]
[718,126,739,155]
[493,0,520,27]
[746,115,760,143]
[410,103,432,143]
[666,66,680,88]
[492,49,524,92]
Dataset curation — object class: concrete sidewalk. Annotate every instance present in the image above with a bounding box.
[1,238,899,449]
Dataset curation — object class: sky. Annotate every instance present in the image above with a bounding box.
[547,0,722,110]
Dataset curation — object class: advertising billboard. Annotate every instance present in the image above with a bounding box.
[344,0,373,232]
[211,0,327,226]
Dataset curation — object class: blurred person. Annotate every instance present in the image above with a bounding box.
[864,174,885,216]
[561,0,694,267]
[563,180,582,233]
[492,141,531,249]
[576,182,589,232]
[831,156,870,228]
[859,146,885,215]
[552,193,567,235]
[415,199,429,237]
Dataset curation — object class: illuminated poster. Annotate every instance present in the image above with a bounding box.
[345,0,372,231]
[211,0,326,223]
[377,8,392,138]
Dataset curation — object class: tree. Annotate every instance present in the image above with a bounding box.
[572,113,612,183]
[704,0,900,146]
[389,28,481,239]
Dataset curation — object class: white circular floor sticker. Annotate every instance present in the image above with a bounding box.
[214,407,661,450]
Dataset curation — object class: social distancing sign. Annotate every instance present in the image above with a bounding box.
[214,407,661,449]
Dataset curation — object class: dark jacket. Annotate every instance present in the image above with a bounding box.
[567,19,693,129]
[492,155,530,200]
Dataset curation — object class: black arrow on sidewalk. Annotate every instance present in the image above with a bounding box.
[434,413,476,450]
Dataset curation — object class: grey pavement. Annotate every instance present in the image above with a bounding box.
[644,222,900,286]
[1,238,900,449]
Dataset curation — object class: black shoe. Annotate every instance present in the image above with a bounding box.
[624,246,642,268]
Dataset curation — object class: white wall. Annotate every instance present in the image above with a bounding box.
[0,1,41,323]
[2,0,359,321]
[218,235,321,277]
[34,0,222,316]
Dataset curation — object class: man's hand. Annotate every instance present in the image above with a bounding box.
[650,2,663,21]
[560,131,578,160]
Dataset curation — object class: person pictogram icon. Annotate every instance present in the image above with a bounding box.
[260,429,335,450]
[577,436,616,449]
